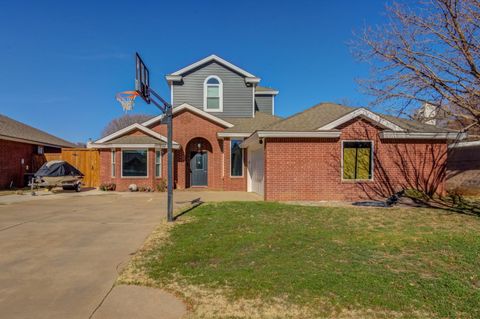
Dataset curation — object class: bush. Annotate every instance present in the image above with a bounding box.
[156,179,167,192]
[99,183,116,191]
[138,186,153,192]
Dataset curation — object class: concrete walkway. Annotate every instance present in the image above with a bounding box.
[0,190,260,319]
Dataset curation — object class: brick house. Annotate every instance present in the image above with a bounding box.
[90,55,464,200]
[0,114,76,189]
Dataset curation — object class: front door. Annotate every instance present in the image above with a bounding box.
[190,152,208,186]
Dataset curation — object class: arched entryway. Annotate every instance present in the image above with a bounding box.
[186,138,212,187]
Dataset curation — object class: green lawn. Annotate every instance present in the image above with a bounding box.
[128,202,480,318]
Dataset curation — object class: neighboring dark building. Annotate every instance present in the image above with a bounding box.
[0,114,76,189]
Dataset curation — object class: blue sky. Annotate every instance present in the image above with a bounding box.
[0,0,388,143]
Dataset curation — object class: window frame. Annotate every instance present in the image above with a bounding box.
[111,149,116,177]
[341,140,374,182]
[230,138,244,178]
[120,148,149,178]
[155,149,162,178]
[203,75,223,112]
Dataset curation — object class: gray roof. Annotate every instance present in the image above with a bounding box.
[265,103,353,131]
[0,114,76,148]
[256,86,278,93]
[105,135,166,145]
[222,112,282,133]
[381,114,452,133]
[263,102,451,133]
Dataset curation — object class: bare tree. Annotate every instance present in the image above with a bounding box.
[352,0,480,134]
[101,114,153,137]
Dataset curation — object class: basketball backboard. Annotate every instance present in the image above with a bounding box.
[135,53,150,103]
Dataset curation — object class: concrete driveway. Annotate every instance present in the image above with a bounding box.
[0,190,260,319]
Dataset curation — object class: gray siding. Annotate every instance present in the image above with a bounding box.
[255,95,273,115]
[172,61,254,117]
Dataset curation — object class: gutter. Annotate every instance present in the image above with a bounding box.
[448,140,480,148]
[380,131,466,140]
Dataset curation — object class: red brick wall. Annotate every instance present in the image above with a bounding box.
[264,118,447,201]
[99,148,167,191]
[0,139,34,189]
[148,110,246,190]
[98,109,247,191]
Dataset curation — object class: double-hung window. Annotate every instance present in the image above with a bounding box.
[111,150,116,177]
[230,139,243,177]
[204,76,223,112]
[155,150,162,178]
[342,141,373,180]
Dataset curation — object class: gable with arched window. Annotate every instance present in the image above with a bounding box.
[203,75,223,112]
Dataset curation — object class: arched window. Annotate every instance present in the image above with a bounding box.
[204,75,223,112]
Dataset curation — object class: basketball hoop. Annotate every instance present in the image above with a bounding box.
[115,91,139,112]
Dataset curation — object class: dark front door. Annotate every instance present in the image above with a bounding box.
[190,152,208,186]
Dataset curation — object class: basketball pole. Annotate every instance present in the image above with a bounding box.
[166,104,174,222]
[148,89,174,222]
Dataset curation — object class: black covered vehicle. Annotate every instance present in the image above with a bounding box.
[32,160,84,192]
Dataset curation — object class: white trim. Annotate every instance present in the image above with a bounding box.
[245,77,261,84]
[120,148,149,179]
[272,96,275,115]
[165,75,183,82]
[247,143,265,195]
[255,90,279,95]
[142,103,234,128]
[0,135,69,149]
[229,138,244,178]
[318,108,405,132]
[203,75,223,112]
[247,147,252,192]
[111,150,116,177]
[88,143,181,149]
[170,54,257,78]
[217,132,252,138]
[448,140,480,148]
[94,123,178,146]
[171,83,174,106]
[155,150,162,178]
[341,140,374,182]
[241,131,340,148]
[221,148,224,178]
[258,131,340,138]
[252,85,255,118]
[380,131,466,140]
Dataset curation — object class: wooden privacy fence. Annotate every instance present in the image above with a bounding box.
[45,148,100,188]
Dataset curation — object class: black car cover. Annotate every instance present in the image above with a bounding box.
[34,160,84,178]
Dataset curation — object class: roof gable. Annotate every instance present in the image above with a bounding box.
[94,123,174,145]
[168,55,257,79]
[318,108,405,132]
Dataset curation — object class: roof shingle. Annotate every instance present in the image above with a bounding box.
[105,135,166,145]
[222,112,282,133]
[263,102,452,133]
[0,114,76,148]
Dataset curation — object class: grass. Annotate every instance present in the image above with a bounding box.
[121,202,480,318]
